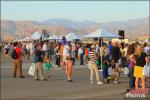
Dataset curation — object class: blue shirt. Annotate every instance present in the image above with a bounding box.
[108,45,113,54]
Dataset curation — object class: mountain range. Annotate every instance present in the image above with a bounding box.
[1,16,149,41]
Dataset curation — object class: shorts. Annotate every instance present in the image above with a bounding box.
[134,66,144,78]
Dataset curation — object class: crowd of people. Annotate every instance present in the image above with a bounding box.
[1,36,150,90]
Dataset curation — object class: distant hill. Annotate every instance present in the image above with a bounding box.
[1,17,149,41]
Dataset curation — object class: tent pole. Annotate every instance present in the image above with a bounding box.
[100,38,103,71]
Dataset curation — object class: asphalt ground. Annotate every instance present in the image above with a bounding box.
[1,53,150,100]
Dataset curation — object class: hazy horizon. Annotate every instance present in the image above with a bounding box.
[1,16,149,23]
[1,1,149,23]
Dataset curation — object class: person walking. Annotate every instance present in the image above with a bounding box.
[66,54,73,82]
[88,45,103,85]
[4,43,9,57]
[55,43,61,67]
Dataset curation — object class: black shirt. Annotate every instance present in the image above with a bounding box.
[136,52,147,67]
[35,49,44,63]
[111,46,121,62]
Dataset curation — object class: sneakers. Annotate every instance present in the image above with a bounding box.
[90,81,103,85]
[20,75,25,78]
[68,80,73,82]
[35,79,39,81]
[114,81,118,84]
[41,79,48,81]
[97,81,103,85]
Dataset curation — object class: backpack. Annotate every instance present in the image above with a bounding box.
[11,48,18,59]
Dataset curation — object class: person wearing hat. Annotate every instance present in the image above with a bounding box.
[88,44,103,85]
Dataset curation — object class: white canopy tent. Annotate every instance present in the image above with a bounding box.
[84,29,122,71]
[13,39,19,42]
[45,35,62,40]
[84,29,122,38]
[65,32,80,41]
[31,31,42,40]
[22,36,33,41]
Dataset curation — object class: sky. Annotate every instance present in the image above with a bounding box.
[1,1,149,23]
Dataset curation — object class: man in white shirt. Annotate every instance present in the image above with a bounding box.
[4,43,9,55]
[144,42,150,55]
[42,42,48,56]
[43,42,48,52]
[26,42,30,59]
[78,46,84,65]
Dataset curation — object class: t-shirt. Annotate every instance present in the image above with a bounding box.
[96,45,99,53]
[129,61,136,69]
[89,51,96,62]
[35,49,43,63]
[4,45,9,49]
[15,47,22,61]
[78,48,83,55]
[136,52,147,67]
[108,45,113,54]
[112,46,121,62]
[43,44,48,51]
[63,45,70,56]
[144,46,150,55]
[26,43,30,50]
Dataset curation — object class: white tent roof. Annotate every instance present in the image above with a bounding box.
[22,36,33,41]
[45,35,62,40]
[31,31,42,40]
[65,32,80,41]
[84,29,122,38]
[13,39,19,42]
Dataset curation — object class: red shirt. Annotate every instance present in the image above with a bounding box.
[15,47,22,61]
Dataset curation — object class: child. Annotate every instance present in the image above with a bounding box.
[66,54,73,82]
[55,47,60,67]
[44,54,53,79]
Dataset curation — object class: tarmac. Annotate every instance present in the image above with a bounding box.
[1,53,150,100]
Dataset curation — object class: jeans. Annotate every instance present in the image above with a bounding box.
[80,54,84,65]
[49,49,52,59]
[55,56,60,67]
[129,67,135,89]
[74,50,78,59]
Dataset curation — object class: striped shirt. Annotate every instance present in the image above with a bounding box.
[89,51,96,62]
